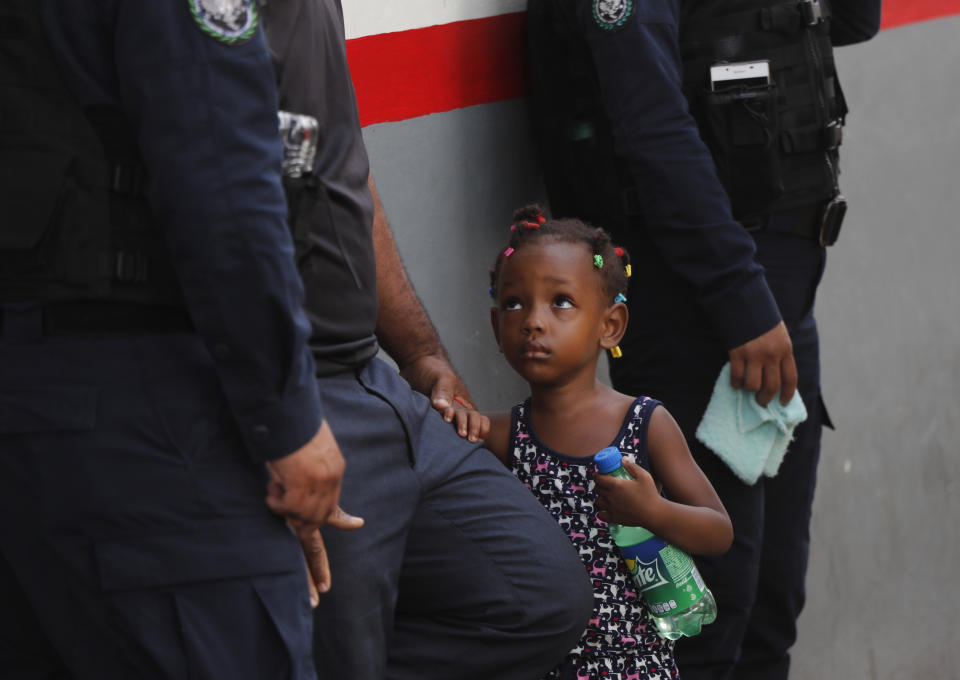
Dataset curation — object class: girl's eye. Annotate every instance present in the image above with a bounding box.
[503,299,522,311]
[554,296,574,309]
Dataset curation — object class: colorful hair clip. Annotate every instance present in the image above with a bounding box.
[614,293,627,303]
[520,220,541,230]
[536,214,546,224]
[504,247,515,258]
[510,223,517,231]
[614,247,624,258]
[610,345,623,359]
[625,264,632,278]
[489,286,496,299]
[594,254,604,269]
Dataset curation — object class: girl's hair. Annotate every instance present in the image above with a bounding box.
[489,204,630,301]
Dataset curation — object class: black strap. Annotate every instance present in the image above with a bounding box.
[0,302,194,338]
[63,250,153,284]
[683,0,831,42]
[109,162,146,196]
[780,121,843,154]
[742,203,822,240]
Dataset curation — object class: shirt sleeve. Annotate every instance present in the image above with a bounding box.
[46,0,323,460]
[572,0,782,350]
[830,0,882,46]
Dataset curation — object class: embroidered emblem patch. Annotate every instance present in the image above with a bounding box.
[592,0,634,31]
[189,0,259,45]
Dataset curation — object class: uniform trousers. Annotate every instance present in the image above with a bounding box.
[612,231,828,680]
[0,311,316,678]
[311,357,594,680]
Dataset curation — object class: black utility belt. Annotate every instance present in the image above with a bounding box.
[0,301,194,339]
[742,194,846,247]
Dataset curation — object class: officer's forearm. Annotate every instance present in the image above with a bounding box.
[369,176,447,369]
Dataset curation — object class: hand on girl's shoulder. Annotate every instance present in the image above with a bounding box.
[479,411,511,465]
[443,401,491,446]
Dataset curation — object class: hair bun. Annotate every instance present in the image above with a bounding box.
[512,203,545,223]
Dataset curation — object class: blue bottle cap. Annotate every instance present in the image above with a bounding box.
[593,447,623,473]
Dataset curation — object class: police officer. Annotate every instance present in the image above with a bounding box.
[526,0,880,678]
[0,1,359,677]
[257,1,594,678]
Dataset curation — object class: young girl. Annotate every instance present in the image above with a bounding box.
[473,205,733,679]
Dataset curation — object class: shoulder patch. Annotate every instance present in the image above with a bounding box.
[189,0,259,45]
[592,0,635,31]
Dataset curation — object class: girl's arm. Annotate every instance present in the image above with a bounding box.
[481,412,512,465]
[594,406,733,555]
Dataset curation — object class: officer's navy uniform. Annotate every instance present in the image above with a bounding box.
[0,1,323,677]
[526,0,879,678]
[259,1,593,678]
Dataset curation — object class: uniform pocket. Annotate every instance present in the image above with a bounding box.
[0,385,97,435]
[94,515,302,591]
[94,517,314,679]
[700,84,783,219]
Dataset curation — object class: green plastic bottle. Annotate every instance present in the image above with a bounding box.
[594,446,717,640]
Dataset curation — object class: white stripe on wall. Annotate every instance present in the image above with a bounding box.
[343,0,525,39]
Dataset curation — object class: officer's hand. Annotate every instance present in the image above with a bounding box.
[402,354,489,441]
[265,420,364,537]
[300,529,330,606]
[728,321,797,407]
[400,354,476,420]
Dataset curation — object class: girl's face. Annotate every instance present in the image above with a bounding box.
[492,240,621,388]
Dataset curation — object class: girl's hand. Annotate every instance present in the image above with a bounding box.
[594,456,663,527]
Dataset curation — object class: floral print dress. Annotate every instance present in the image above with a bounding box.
[509,397,680,680]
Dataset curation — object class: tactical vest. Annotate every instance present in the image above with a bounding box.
[0,1,185,305]
[679,0,847,241]
[527,0,847,245]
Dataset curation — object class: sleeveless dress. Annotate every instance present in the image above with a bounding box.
[509,397,680,680]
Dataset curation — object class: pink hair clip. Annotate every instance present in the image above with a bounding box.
[504,247,515,257]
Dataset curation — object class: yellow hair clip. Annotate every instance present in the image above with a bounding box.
[625,265,632,278]
[610,345,623,359]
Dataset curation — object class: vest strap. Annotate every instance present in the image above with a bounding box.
[683,0,831,42]
[780,120,843,154]
[109,163,146,197]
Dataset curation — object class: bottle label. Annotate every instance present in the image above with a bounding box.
[620,536,707,617]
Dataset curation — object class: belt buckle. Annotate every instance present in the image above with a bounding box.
[819,194,846,246]
[801,0,823,25]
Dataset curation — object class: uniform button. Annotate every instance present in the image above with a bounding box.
[252,425,270,442]
[213,343,232,360]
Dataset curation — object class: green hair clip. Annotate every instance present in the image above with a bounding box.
[593,254,604,269]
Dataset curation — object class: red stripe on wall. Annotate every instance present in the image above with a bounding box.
[346,12,526,127]
[881,0,960,29]
[348,3,959,127]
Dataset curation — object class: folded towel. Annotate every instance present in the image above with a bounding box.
[695,362,808,485]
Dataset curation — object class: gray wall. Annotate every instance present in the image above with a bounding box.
[363,15,960,679]
[795,17,960,680]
